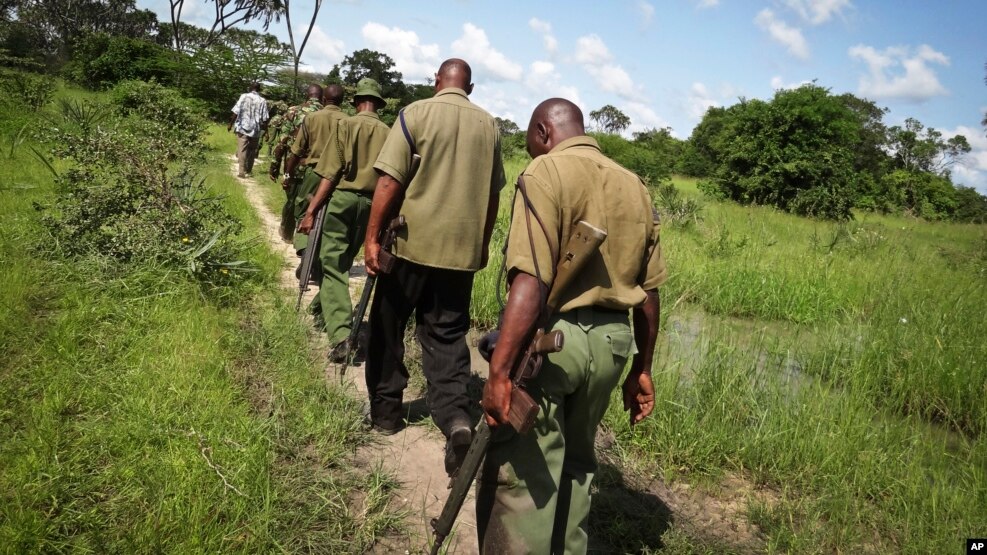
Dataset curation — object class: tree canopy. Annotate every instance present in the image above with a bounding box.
[589,104,630,134]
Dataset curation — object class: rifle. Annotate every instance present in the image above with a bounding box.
[337,214,407,378]
[279,174,299,242]
[295,199,327,311]
[429,220,608,555]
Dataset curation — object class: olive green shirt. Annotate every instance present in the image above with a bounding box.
[505,135,667,312]
[373,87,506,271]
[290,105,346,166]
[314,111,390,193]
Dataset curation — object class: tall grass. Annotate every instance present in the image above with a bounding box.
[0,82,398,552]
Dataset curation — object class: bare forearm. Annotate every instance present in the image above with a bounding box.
[488,273,546,381]
[482,192,500,253]
[307,178,336,216]
[283,152,301,177]
[630,289,660,375]
[366,174,404,247]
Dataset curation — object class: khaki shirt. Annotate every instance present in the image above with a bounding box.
[374,87,506,271]
[505,135,667,312]
[290,105,346,166]
[314,111,390,193]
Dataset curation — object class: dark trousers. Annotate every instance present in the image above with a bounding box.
[366,258,474,436]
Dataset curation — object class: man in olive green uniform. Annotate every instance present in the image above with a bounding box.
[282,84,347,324]
[364,59,505,476]
[297,79,389,359]
[270,84,323,241]
[476,98,667,554]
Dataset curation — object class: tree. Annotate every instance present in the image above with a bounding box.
[168,0,283,53]
[887,118,970,177]
[696,84,862,219]
[280,0,322,92]
[589,104,630,134]
[495,117,519,136]
[330,49,405,100]
[10,0,159,60]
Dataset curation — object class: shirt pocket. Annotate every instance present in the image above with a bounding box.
[606,330,636,361]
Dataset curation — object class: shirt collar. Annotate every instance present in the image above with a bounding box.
[435,87,469,100]
[324,104,342,111]
[356,111,381,120]
[550,135,600,154]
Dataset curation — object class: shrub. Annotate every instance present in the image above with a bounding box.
[63,33,178,89]
[0,69,53,111]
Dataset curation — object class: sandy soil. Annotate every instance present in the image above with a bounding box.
[232,159,767,554]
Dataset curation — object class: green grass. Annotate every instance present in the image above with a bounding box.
[0,84,398,552]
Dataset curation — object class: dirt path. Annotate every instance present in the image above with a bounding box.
[232,162,480,554]
[232,159,768,554]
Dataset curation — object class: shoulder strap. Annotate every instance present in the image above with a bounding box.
[398,109,416,158]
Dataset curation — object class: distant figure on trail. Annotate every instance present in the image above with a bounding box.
[475,98,667,554]
[271,84,326,242]
[228,82,269,179]
[297,78,389,361]
[363,58,505,478]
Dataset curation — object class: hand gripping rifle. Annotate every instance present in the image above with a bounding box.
[337,213,407,379]
[429,220,608,555]
[295,199,327,311]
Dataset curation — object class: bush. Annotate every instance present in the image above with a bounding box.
[64,33,178,89]
[33,81,252,292]
[0,69,53,111]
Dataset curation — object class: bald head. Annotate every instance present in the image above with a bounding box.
[435,58,473,95]
[306,83,323,100]
[526,98,586,157]
[323,84,345,106]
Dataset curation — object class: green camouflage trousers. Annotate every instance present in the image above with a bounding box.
[476,307,636,554]
[315,188,372,345]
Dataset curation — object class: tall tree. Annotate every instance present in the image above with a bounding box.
[887,118,970,177]
[330,49,405,100]
[495,117,519,136]
[281,0,322,92]
[589,104,630,134]
[168,0,283,53]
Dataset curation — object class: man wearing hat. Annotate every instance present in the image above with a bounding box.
[284,84,348,327]
[298,78,390,359]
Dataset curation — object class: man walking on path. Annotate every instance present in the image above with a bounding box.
[228,82,269,178]
[283,84,348,325]
[363,59,505,478]
[271,84,324,242]
[297,79,389,360]
[475,98,667,554]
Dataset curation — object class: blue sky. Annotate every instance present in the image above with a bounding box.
[139,0,987,192]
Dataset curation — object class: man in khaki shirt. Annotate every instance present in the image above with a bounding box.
[363,59,505,477]
[283,84,347,325]
[297,78,390,358]
[476,98,666,554]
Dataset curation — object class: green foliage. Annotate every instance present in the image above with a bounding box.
[0,68,53,110]
[63,33,178,89]
[653,181,702,226]
[32,81,249,290]
[698,85,863,220]
[590,104,631,134]
[594,132,671,185]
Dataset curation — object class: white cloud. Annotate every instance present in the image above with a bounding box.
[361,22,441,82]
[528,18,558,57]
[450,23,523,82]
[848,44,949,102]
[469,86,528,124]
[687,82,719,120]
[299,25,345,73]
[624,101,673,135]
[755,9,809,60]
[783,0,851,25]
[696,0,719,7]
[770,75,814,90]
[637,1,656,26]
[574,34,646,102]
